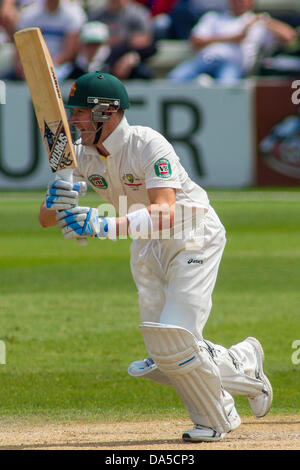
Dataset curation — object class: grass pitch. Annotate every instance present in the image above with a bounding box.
[0,189,299,422]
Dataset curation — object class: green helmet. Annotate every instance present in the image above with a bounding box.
[66,72,130,111]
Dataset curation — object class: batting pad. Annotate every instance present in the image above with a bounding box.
[140,322,233,433]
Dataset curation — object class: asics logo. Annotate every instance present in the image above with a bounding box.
[187,258,203,265]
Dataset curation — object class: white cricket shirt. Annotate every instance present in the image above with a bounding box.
[73,116,209,216]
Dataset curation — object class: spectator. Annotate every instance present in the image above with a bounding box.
[134,0,178,17]
[14,0,87,80]
[67,21,111,78]
[259,29,300,78]
[0,1,51,41]
[0,0,20,39]
[88,0,157,79]
[168,0,297,83]
[152,0,228,40]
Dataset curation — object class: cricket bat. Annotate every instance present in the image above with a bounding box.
[14,27,87,245]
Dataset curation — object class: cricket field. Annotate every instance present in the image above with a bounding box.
[0,189,299,450]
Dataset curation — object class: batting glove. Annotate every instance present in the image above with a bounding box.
[45,180,87,211]
[56,206,109,240]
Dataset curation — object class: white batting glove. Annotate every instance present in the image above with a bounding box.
[45,180,87,211]
[56,206,109,240]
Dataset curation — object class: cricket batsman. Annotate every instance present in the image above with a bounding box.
[39,72,273,442]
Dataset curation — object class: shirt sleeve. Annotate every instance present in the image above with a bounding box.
[64,4,87,33]
[17,7,34,30]
[141,133,182,190]
[191,11,218,39]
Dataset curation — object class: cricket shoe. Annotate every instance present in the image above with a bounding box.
[245,337,273,418]
[182,425,226,442]
[128,358,171,386]
[182,407,241,442]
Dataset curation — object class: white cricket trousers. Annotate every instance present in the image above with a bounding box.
[130,205,226,338]
[130,205,264,399]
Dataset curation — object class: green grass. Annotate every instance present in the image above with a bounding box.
[0,189,299,422]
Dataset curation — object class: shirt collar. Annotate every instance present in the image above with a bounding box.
[102,115,130,156]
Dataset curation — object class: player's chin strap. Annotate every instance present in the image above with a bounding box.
[93,122,104,145]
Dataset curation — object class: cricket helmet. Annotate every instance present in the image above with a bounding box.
[66,72,130,113]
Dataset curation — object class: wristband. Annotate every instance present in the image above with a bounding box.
[126,208,153,239]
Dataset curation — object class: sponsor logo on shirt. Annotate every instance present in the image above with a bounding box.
[88,174,108,189]
[154,158,172,178]
[187,258,203,265]
[122,173,143,190]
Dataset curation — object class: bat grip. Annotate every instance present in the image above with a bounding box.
[53,168,88,246]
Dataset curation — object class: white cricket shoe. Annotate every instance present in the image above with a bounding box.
[128,358,171,385]
[182,407,241,442]
[128,358,156,377]
[182,425,226,442]
[245,337,273,418]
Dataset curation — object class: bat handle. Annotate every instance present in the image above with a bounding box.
[53,168,88,247]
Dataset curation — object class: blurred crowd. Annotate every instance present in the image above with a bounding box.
[0,0,299,82]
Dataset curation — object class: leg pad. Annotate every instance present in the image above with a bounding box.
[140,322,235,433]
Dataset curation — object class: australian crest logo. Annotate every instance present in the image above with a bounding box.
[122,173,142,190]
[88,174,108,189]
[154,158,171,178]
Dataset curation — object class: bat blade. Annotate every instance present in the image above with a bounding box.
[14,27,76,172]
[14,27,87,246]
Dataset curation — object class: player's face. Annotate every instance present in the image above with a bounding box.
[70,108,97,146]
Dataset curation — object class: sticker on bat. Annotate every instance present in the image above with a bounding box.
[44,120,72,172]
[50,66,61,100]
